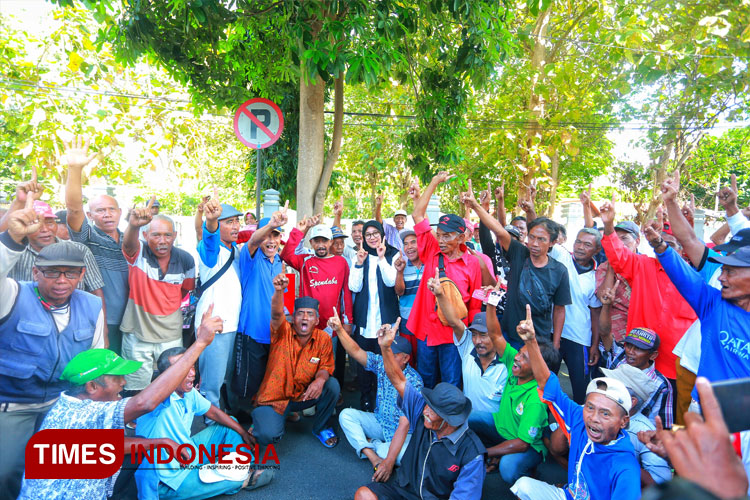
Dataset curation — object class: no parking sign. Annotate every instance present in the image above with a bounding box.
[233,98,284,149]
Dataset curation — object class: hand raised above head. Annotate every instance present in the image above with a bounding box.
[63,135,98,171]
[272,273,289,291]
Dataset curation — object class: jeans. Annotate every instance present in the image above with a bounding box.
[107,323,122,355]
[559,338,590,404]
[199,330,236,420]
[231,335,269,403]
[468,411,542,484]
[251,378,341,445]
[416,339,462,389]
[355,331,380,409]
[338,408,411,464]
[0,403,53,500]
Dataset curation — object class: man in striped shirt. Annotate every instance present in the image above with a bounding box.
[120,198,196,392]
[394,229,422,363]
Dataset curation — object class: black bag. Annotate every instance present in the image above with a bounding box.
[518,258,552,317]
[182,249,236,331]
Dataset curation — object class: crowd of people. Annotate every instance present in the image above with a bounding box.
[0,136,748,500]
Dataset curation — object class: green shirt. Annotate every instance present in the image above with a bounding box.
[491,345,548,456]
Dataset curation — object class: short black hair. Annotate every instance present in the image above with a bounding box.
[510,216,527,223]
[527,217,559,242]
[157,347,187,375]
[557,223,567,239]
[352,220,365,227]
[538,340,562,374]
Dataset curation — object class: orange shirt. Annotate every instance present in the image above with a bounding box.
[255,320,334,414]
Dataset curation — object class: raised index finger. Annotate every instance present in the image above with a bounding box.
[282,200,289,212]
[525,303,532,322]
[146,196,156,210]
[731,173,738,193]
[30,164,38,183]
[24,191,35,210]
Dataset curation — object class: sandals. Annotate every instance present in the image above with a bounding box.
[313,427,339,448]
[243,468,275,491]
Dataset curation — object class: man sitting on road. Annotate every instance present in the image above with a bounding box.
[354,321,485,500]
[135,342,273,499]
[251,274,340,448]
[511,305,640,500]
[334,310,422,481]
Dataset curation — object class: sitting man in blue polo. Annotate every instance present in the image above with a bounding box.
[135,347,273,499]
[354,319,485,500]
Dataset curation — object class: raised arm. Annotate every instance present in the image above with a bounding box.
[63,136,98,232]
[598,275,620,352]
[494,182,507,226]
[661,170,705,267]
[125,305,220,423]
[412,172,454,225]
[518,182,537,223]
[374,193,384,224]
[194,196,210,243]
[517,304,551,390]
[580,185,595,228]
[332,199,343,229]
[0,172,43,232]
[394,252,407,296]
[123,197,155,258]
[270,273,288,331]
[462,180,512,251]
[486,289,507,356]
[328,307,367,367]
[377,318,405,398]
[710,223,731,246]
[717,173,740,219]
[427,269,466,341]
[246,201,288,255]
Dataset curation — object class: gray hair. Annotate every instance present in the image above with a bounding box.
[578,227,603,249]
[144,214,175,234]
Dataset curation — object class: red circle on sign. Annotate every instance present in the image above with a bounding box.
[233,98,285,149]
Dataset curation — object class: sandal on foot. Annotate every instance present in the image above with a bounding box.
[243,468,275,491]
[313,427,339,448]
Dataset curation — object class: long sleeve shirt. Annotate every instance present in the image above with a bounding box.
[728,212,750,235]
[349,254,396,338]
[601,232,696,379]
[655,245,750,401]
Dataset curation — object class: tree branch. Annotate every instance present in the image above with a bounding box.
[313,75,344,214]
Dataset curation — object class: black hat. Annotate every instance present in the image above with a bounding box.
[435,214,466,234]
[614,221,640,239]
[468,312,488,333]
[708,246,750,268]
[714,228,750,254]
[55,210,67,225]
[504,225,521,239]
[294,296,320,312]
[35,242,86,267]
[421,382,472,426]
[391,335,412,356]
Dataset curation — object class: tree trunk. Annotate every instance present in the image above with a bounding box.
[547,148,560,217]
[296,73,326,218]
[313,76,344,215]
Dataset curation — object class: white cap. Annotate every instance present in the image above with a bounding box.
[586,377,632,413]
[394,210,407,217]
[308,225,332,240]
[198,452,251,483]
[600,365,659,408]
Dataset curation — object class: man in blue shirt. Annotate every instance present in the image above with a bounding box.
[354,319,485,500]
[511,305,641,500]
[332,309,422,481]
[233,207,287,403]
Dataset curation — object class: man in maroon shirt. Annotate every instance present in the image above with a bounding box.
[408,171,482,388]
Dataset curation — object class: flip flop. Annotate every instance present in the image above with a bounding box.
[243,468,275,491]
[313,427,339,448]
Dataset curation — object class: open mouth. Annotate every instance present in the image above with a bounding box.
[586,425,603,441]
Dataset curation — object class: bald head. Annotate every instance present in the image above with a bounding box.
[86,195,122,235]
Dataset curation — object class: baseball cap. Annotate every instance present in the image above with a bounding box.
[198,452,252,484]
[614,221,640,238]
[625,327,660,351]
[33,200,55,219]
[35,242,86,267]
[505,225,521,239]
[399,229,416,242]
[55,210,67,225]
[463,219,476,232]
[708,246,750,268]
[151,199,160,207]
[308,224,332,241]
[217,204,243,222]
[600,364,659,407]
[257,217,284,233]
[714,228,750,254]
[468,312,488,333]
[330,226,346,239]
[586,377,632,413]
[393,210,407,218]
[60,349,142,385]
[391,335,412,356]
[435,214,466,234]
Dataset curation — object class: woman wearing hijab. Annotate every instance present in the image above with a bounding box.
[349,220,400,411]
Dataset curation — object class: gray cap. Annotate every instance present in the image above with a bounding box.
[421,383,472,426]
[468,312,488,333]
[399,229,416,242]
[614,221,640,238]
[35,242,86,267]
[708,246,750,268]
[218,204,243,222]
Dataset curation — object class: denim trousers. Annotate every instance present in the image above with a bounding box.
[198,330,237,419]
[559,338,590,405]
[416,339,462,389]
[338,408,411,464]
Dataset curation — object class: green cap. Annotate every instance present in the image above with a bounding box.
[60,349,142,385]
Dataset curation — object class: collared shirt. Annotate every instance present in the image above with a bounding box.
[627,413,672,484]
[601,232,696,379]
[237,244,282,343]
[135,390,211,494]
[398,259,423,322]
[9,238,105,293]
[454,330,507,414]
[491,345,547,455]
[18,393,128,500]
[69,217,129,324]
[609,350,674,428]
[365,351,423,441]
[196,223,242,333]
[382,222,404,252]
[121,240,196,343]
[655,245,750,402]
[255,320,335,414]
[595,261,632,343]
[349,254,397,338]
[407,218,483,346]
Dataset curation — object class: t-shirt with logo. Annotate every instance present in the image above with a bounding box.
[281,227,354,331]
[491,345,548,456]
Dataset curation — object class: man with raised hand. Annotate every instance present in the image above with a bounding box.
[408,171,483,388]
[65,136,130,355]
[120,197,196,393]
[0,195,104,500]
[511,305,640,500]
[374,193,405,252]
[354,319,485,500]
[195,192,244,417]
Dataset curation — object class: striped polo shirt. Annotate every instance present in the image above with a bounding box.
[120,240,196,343]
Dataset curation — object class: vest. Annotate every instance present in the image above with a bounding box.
[397,415,485,499]
[0,282,101,403]
[353,252,400,329]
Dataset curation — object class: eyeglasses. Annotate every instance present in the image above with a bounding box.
[364,232,381,240]
[38,269,82,279]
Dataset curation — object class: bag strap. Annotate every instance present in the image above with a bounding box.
[438,253,448,279]
[197,247,235,295]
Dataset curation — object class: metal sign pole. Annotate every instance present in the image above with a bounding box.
[256,145,262,220]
